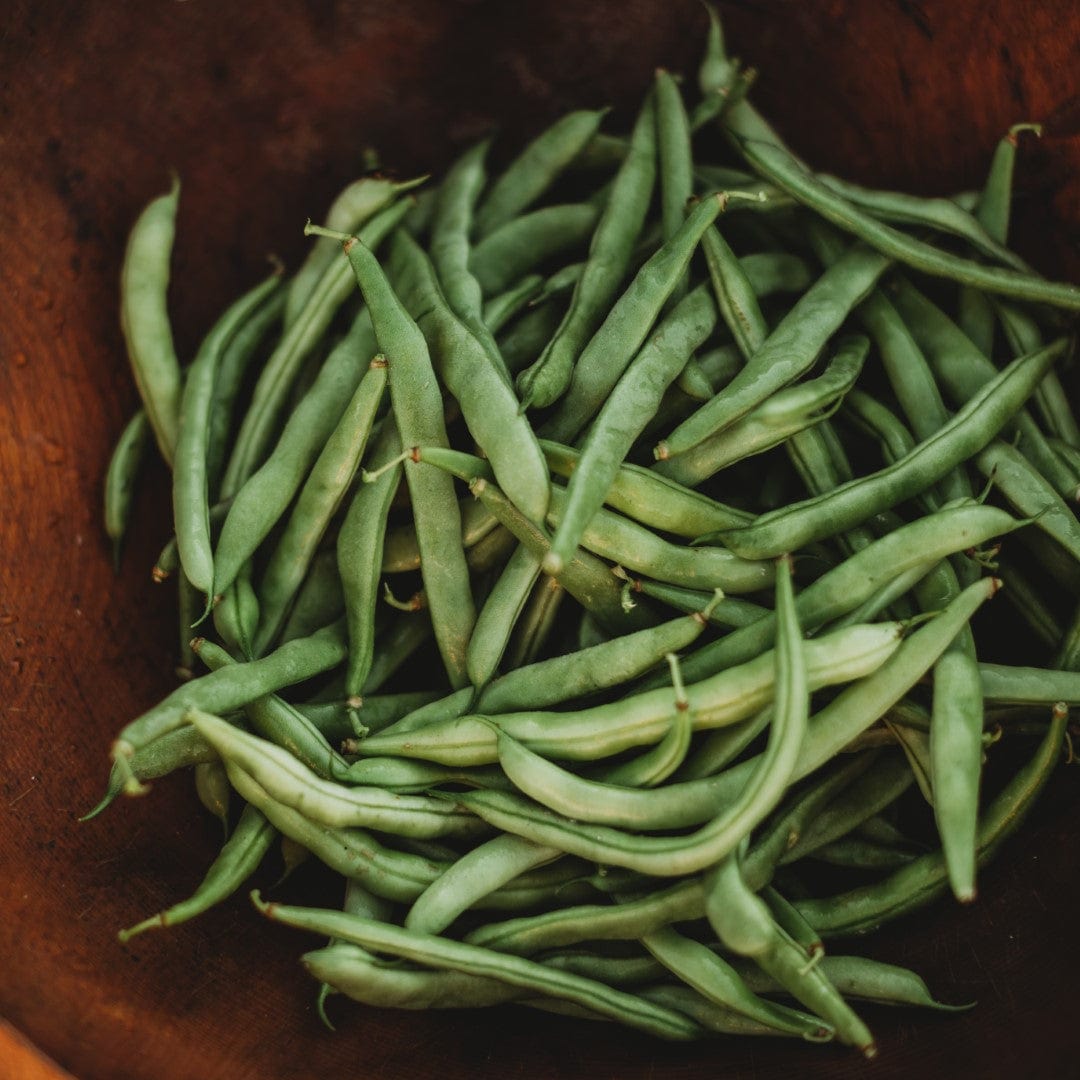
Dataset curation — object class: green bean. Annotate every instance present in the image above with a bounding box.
[546,484,774,595]
[671,503,1019,685]
[187,710,484,839]
[428,139,506,368]
[212,308,378,602]
[474,109,608,238]
[762,886,823,960]
[335,231,476,688]
[279,550,345,646]
[658,334,868,487]
[516,92,656,410]
[612,570,769,631]
[467,879,705,956]
[174,272,284,605]
[905,556,975,806]
[979,663,1080,705]
[656,244,890,459]
[223,201,408,495]
[677,706,772,780]
[481,274,544,334]
[539,950,663,990]
[390,230,550,523]
[724,99,1080,310]
[360,618,900,771]
[810,835,919,870]
[467,544,543,689]
[701,225,762,361]
[505,574,565,669]
[975,440,1080,566]
[111,619,348,764]
[813,172,1029,270]
[104,409,150,569]
[888,278,1078,501]
[655,68,694,308]
[741,251,813,295]
[253,895,701,1040]
[153,499,232,585]
[958,124,1041,354]
[299,692,440,743]
[405,834,561,935]
[206,290,286,496]
[286,174,427,327]
[120,177,183,464]
[224,764,442,902]
[384,452,658,639]
[640,926,832,1041]
[254,358,387,655]
[995,299,1080,448]
[342,758,509,795]
[304,941,529,1011]
[599,653,695,787]
[979,123,1042,242]
[841,389,919,467]
[542,193,727,445]
[118,803,276,942]
[795,703,1068,936]
[696,2,738,100]
[541,439,752,538]
[336,421,402,699]
[382,498,497,575]
[734,955,971,1012]
[469,203,601,295]
[465,523,518,577]
[808,216,974,510]
[641,984,807,1040]
[713,340,1066,559]
[704,851,876,1055]
[81,723,221,821]
[196,638,352,780]
[779,752,915,864]
[542,283,718,573]
[392,600,718,736]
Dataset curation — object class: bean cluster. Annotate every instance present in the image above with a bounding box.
[95,8,1079,1055]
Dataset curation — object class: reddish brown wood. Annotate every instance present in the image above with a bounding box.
[2,2,1078,1078]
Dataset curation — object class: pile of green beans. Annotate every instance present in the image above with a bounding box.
[96,7,1079,1057]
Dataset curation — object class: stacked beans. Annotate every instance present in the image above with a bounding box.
[94,7,1079,1056]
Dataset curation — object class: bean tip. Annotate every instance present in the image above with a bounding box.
[151,565,170,584]
[653,441,670,461]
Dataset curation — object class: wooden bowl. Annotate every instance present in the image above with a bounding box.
[3,1,1078,1077]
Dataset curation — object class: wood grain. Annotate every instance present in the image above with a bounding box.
[1,1,1077,1078]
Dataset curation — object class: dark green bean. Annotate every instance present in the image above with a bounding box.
[118,803,275,941]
